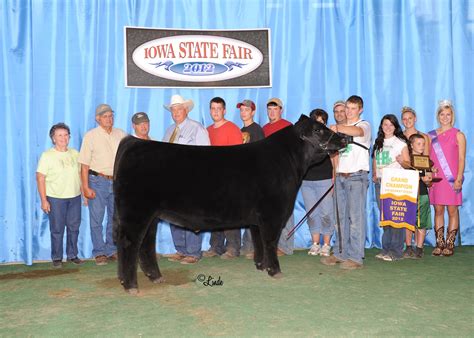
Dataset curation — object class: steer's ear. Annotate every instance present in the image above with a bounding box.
[297,114,309,122]
[294,114,311,136]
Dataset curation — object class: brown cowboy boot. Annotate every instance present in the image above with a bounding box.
[432,226,445,256]
[441,229,458,257]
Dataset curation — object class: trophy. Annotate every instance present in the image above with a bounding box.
[411,154,442,182]
[411,154,431,173]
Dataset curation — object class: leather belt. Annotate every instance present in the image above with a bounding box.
[89,169,113,180]
[337,170,369,178]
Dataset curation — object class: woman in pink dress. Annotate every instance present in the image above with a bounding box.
[429,100,466,256]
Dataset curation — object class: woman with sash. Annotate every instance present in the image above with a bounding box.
[429,100,466,256]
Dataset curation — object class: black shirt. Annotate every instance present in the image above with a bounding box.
[303,155,333,181]
[241,122,264,143]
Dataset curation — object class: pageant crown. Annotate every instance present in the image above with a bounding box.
[438,99,452,108]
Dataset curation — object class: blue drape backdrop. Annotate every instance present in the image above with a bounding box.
[1,0,472,264]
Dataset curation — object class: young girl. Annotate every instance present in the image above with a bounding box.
[406,134,433,258]
[400,106,431,257]
[372,114,410,261]
[303,109,335,257]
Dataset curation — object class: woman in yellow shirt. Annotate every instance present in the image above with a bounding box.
[36,123,83,268]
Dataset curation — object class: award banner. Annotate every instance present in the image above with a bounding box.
[380,168,419,231]
[124,27,271,88]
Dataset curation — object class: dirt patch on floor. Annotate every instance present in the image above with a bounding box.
[0,268,79,280]
[48,288,74,298]
[96,268,192,291]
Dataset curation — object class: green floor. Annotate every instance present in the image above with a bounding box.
[1,247,473,336]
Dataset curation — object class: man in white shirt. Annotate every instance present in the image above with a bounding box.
[321,95,371,270]
[162,95,210,265]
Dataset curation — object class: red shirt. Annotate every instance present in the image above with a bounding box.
[207,121,242,146]
[262,119,292,137]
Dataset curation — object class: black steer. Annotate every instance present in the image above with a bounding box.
[113,115,345,293]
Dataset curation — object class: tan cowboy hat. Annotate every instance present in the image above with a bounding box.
[164,94,194,112]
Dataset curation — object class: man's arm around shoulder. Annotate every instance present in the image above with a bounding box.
[332,122,367,137]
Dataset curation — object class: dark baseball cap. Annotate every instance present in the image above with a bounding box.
[131,112,150,124]
[236,99,256,111]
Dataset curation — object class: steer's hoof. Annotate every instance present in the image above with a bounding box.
[126,288,139,296]
[151,276,166,284]
[271,272,283,279]
[267,269,283,278]
[255,263,265,271]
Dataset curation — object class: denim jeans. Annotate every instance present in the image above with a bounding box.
[47,195,81,261]
[333,172,369,264]
[381,226,405,258]
[374,179,381,209]
[301,179,334,237]
[88,175,115,257]
[209,229,241,255]
[278,214,294,255]
[375,178,404,257]
[241,228,253,253]
[170,225,203,258]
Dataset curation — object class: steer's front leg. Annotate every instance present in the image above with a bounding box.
[250,226,264,271]
[263,240,282,277]
[259,224,283,278]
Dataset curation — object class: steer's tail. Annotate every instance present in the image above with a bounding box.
[112,205,120,245]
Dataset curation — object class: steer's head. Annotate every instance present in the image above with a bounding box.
[295,115,347,158]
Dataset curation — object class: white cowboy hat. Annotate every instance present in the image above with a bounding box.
[163,94,194,112]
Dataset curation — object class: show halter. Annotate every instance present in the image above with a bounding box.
[286,183,334,240]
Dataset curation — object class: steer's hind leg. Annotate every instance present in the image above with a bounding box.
[138,219,164,284]
[116,220,147,294]
[117,238,140,293]
[250,225,264,271]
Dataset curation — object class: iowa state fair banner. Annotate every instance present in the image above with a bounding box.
[124,27,271,88]
[380,168,419,231]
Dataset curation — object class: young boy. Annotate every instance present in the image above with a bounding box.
[405,134,433,258]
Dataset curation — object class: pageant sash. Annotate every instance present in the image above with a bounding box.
[380,168,419,231]
[428,130,455,189]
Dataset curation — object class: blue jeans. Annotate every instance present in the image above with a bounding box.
[47,195,81,261]
[374,179,381,209]
[333,172,369,264]
[375,180,405,258]
[278,214,294,255]
[209,229,241,256]
[241,228,253,253]
[170,225,203,258]
[88,175,115,257]
[381,226,404,258]
[301,179,334,237]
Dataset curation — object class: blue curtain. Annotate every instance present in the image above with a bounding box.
[1,0,472,264]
